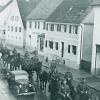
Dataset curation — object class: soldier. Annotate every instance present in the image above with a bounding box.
[64,72,73,88]
[76,78,89,100]
[60,79,72,100]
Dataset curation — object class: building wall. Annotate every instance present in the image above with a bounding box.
[26,20,46,51]
[91,6,100,74]
[0,1,13,46]
[44,23,82,69]
[5,0,24,48]
[82,24,94,62]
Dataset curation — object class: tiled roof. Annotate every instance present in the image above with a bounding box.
[46,0,92,24]
[26,0,64,20]
[91,0,100,6]
[17,0,41,27]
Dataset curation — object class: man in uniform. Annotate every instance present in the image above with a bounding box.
[64,72,73,88]
[60,79,72,100]
[77,78,89,100]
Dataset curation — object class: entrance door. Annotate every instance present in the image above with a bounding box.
[95,45,100,75]
[61,42,64,57]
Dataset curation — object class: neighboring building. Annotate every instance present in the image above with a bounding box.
[82,0,100,75]
[0,0,41,50]
[0,0,13,47]
[26,0,64,52]
[43,0,91,69]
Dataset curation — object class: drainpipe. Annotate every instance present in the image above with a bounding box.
[80,24,84,66]
[94,45,97,75]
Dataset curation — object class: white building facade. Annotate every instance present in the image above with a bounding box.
[26,20,46,52]
[43,22,82,68]
[91,4,100,75]
[0,0,41,51]
[5,0,24,48]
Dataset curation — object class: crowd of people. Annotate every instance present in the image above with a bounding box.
[0,47,92,100]
[47,66,92,100]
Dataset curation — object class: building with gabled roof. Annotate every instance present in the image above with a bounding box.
[0,0,41,51]
[26,0,92,69]
[43,0,92,69]
[26,0,64,52]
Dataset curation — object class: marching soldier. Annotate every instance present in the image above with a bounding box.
[76,78,90,100]
[64,72,73,88]
[60,79,72,100]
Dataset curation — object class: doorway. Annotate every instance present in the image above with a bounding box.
[95,45,100,75]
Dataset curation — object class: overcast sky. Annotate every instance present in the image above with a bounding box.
[0,0,10,6]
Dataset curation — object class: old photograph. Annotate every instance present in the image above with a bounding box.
[0,0,99,100]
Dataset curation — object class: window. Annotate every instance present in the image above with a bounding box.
[69,25,72,33]
[64,25,67,32]
[35,21,37,29]
[49,41,53,49]
[43,22,45,30]
[69,25,78,34]
[11,26,13,31]
[15,16,19,21]
[19,27,21,32]
[51,24,54,31]
[55,42,58,50]
[45,40,47,47]
[68,45,70,53]
[38,21,40,29]
[75,25,78,34]
[57,24,61,32]
[40,38,44,51]
[46,23,48,30]
[72,45,77,55]
[11,16,14,21]
[29,21,32,28]
[15,27,17,32]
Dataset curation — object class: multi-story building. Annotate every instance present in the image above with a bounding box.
[26,0,92,69]
[26,0,64,52]
[0,1,13,47]
[82,0,100,75]
[43,0,91,69]
[0,0,41,51]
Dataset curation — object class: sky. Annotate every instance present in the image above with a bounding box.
[0,0,10,6]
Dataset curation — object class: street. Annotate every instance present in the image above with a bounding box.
[0,57,100,100]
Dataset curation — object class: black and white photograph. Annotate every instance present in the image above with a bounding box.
[0,0,100,100]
